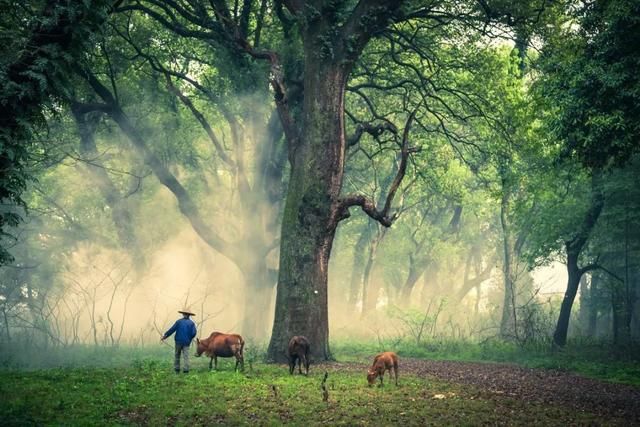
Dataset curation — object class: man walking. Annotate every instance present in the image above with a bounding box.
[161,309,197,373]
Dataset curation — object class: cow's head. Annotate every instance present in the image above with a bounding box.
[194,337,205,357]
[366,369,377,386]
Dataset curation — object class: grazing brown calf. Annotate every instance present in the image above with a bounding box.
[367,351,399,387]
[287,335,310,375]
[195,332,244,371]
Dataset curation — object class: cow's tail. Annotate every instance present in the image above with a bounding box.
[237,336,246,372]
[238,337,245,356]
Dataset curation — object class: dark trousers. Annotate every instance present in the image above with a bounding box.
[174,344,190,372]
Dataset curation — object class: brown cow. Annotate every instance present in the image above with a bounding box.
[195,332,244,371]
[367,351,399,387]
[287,335,310,375]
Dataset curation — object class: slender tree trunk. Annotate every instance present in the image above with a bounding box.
[474,285,481,316]
[578,274,590,335]
[1,306,10,342]
[347,224,370,310]
[420,264,439,306]
[361,227,384,316]
[587,273,599,337]
[611,281,630,346]
[553,175,604,347]
[500,188,517,339]
[399,256,422,305]
[554,249,583,346]
[632,274,640,340]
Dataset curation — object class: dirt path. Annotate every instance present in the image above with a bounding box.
[399,358,640,423]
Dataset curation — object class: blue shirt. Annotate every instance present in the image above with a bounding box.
[164,318,197,346]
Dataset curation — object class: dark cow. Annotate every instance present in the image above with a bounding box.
[287,335,310,375]
[367,351,399,386]
[195,332,244,371]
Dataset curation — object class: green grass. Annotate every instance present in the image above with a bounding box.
[0,339,637,425]
[0,357,621,426]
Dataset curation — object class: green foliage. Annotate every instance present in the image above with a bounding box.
[537,0,640,169]
[0,0,112,264]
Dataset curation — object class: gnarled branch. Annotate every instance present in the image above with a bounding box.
[332,103,420,229]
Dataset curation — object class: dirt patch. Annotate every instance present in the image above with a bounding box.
[114,406,151,425]
[399,358,640,423]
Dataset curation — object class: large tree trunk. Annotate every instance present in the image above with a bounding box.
[264,0,405,362]
[267,59,349,362]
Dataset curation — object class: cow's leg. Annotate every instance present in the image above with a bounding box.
[209,357,213,371]
[214,356,218,370]
[393,363,398,385]
[289,356,295,375]
[237,351,244,372]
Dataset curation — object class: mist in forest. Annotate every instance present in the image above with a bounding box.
[2,0,639,370]
[0,118,582,367]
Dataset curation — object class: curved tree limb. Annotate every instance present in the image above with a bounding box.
[332,103,421,229]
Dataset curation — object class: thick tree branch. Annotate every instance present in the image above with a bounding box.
[77,68,235,257]
[346,120,398,147]
[333,104,420,229]
[338,0,404,62]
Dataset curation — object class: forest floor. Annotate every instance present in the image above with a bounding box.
[311,358,640,425]
[2,354,639,426]
[377,358,640,423]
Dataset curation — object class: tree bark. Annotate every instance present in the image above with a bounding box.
[267,58,350,361]
[264,0,404,362]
